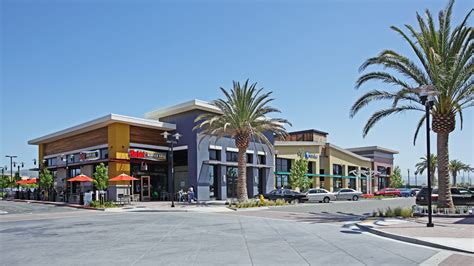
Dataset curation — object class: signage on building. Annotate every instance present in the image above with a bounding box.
[80,150,101,161]
[129,149,167,161]
[304,152,318,160]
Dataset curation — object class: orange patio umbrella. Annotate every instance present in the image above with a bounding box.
[67,174,94,182]
[109,173,138,182]
[109,173,138,199]
[16,179,29,185]
[25,178,37,184]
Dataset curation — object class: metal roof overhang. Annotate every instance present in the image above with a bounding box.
[28,114,176,145]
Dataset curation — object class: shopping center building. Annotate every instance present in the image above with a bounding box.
[29,100,398,202]
[28,100,274,202]
[274,129,398,193]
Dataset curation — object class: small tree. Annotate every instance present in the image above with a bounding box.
[389,166,404,188]
[0,175,15,198]
[290,152,311,192]
[93,163,108,203]
[39,168,54,200]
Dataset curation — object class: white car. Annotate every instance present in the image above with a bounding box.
[335,188,363,201]
[305,188,336,203]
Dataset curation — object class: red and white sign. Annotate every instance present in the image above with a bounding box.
[129,149,166,161]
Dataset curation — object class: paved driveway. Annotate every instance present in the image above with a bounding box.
[267,197,416,216]
[0,200,439,266]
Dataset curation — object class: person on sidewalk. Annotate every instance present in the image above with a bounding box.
[187,186,194,203]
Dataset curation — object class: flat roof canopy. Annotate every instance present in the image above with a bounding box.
[28,114,176,145]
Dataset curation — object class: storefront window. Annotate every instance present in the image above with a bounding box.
[209,165,218,198]
[333,164,343,175]
[247,153,253,164]
[68,168,81,178]
[226,167,238,198]
[226,151,238,162]
[276,175,289,189]
[209,149,220,161]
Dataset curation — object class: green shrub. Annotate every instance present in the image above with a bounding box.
[401,208,412,218]
[233,199,288,208]
[394,207,402,217]
[377,208,384,217]
[89,200,117,208]
[385,207,394,217]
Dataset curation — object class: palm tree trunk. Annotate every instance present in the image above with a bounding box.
[437,132,453,209]
[237,147,248,201]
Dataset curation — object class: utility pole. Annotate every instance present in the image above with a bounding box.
[5,155,17,194]
[407,169,410,188]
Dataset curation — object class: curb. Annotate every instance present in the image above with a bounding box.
[10,199,100,211]
[355,222,474,254]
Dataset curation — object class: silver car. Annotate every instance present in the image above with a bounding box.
[335,188,363,201]
[305,188,337,203]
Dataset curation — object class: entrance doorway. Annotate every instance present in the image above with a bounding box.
[141,176,151,201]
[226,167,237,198]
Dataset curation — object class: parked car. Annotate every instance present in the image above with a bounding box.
[335,188,363,201]
[263,189,308,204]
[374,188,401,197]
[399,188,418,197]
[410,188,421,196]
[399,189,412,197]
[305,188,336,203]
[468,187,474,193]
[416,187,474,206]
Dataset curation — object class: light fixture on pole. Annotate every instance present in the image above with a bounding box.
[413,85,439,228]
[13,161,24,199]
[0,166,6,199]
[5,155,17,193]
[161,131,182,208]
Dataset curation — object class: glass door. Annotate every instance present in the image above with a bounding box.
[226,167,237,198]
[141,176,151,201]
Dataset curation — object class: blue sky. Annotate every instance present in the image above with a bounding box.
[1,0,473,183]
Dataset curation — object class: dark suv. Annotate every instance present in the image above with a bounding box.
[416,187,474,206]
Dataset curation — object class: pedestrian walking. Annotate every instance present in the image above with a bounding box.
[188,186,194,203]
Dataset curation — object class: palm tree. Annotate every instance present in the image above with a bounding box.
[449,160,469,185]
[194,80,291,201]
[350,1,473,208]
[415,154,438,185]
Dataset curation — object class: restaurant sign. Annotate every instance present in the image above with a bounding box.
[80,150,101,161]
[129,149,167,161]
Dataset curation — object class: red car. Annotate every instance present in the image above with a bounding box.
[374,188,401,196]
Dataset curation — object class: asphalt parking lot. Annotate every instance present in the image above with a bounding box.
[0,201,439,266]
[269,197,416,216]
[0,200,84,215]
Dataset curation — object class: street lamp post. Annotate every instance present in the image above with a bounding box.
[0,166,5,199]
[5,155,17,194]
[33,159,44,200]
[13,161,24,199]
[161,131,182,208]
[61,154,69,202]
[414,85,438,228]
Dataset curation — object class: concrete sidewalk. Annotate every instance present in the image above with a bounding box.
[10,199,232,213]
[357,217,474,254]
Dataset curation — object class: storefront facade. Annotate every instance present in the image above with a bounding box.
[145,99,275,200]
[29,100,275,202]
[275,129,397,193]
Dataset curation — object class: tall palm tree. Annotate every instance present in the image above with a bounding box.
[194,80,291,201]
[415,154,438,185]
[449,159,469,185]
[350,1,473,208]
